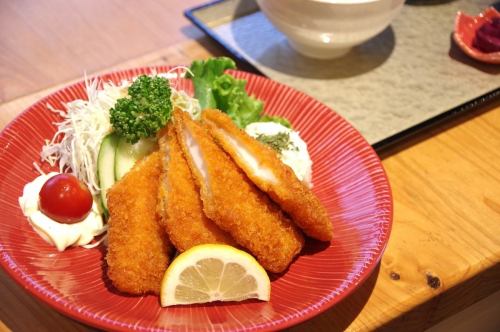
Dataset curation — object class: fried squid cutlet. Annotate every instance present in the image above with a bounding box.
[202,109,332,241]
[157,125,235,252]
[106,151,172,295]
[173,110,304,273]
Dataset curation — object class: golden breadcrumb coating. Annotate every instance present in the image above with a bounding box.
[173,110,304,273]
[202,109,332,241]
[157,125,235,252]
[106,151,172,295]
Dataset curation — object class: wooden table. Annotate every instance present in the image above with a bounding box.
[1,2,499,331]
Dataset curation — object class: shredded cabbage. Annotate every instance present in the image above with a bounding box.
[172,88,201,120]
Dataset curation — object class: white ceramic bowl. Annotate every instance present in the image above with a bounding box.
[256,0,405,59]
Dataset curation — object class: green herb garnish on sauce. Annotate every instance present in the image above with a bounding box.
[256,132,297,154]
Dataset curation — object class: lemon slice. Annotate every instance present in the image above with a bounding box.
[160,244,270,306]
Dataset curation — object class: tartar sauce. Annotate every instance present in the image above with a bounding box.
[18,172,106,251]
[245,122,313,187]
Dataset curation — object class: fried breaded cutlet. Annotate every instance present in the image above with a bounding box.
[106,151,173,295]
[173,110,304,273]
[202,109,332,241]
[157,124,235,252]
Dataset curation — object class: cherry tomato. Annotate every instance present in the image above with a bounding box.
[39,174,93,224]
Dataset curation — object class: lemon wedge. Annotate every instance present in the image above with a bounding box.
[160,244,270,306]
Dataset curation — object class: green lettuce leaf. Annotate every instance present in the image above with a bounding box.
[187,57,236,110]
[212,74,263,128]
[187,56,290,129]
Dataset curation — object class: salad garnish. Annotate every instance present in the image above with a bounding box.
[41,80,125,195]
[187,57,290,128]
[40,68,200,195]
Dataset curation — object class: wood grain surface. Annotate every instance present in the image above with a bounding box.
[0,0,204,103]
[1,1,500,331]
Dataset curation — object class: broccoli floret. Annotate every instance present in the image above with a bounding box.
[110,75,172,143]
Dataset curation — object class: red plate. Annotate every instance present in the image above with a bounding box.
[0,67,392,331]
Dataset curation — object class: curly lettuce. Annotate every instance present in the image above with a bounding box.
[187,57,291,129]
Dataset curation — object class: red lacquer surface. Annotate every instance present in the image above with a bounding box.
[453,7,500,64]
[0,67,392,331]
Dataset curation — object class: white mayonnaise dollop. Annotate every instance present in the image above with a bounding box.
[18,172,106,251]
[245,122,313,187]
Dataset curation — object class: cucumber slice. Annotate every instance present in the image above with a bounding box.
[114,137,157,180]
[97,133,119,212]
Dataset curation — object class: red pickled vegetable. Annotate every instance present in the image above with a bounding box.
[473,18,500,53]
